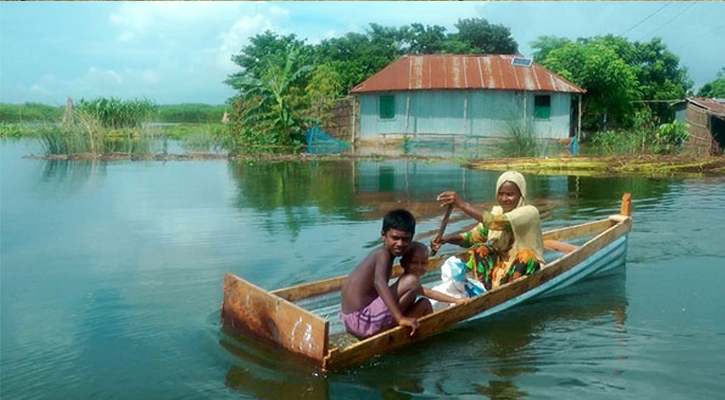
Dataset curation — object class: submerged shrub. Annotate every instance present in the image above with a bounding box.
[37,108,155,156]
[497,119,556,158]
[0,123,28,138]
[585,129,655,155]
[655,121,689,154]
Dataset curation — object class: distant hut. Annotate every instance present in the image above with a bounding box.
[674,97,725,155]
[348,54,586,143]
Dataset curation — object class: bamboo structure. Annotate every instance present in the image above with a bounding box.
[62,97,74,127]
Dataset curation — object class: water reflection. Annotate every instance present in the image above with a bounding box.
[227,159,679,220]
[41,159,106,193]
[220,330,328,400]
[469,269,628,399]
[228,160,363,237]
[397,268,625,399]
[227,160,603,233]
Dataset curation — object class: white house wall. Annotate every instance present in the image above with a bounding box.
[357,90,572,139]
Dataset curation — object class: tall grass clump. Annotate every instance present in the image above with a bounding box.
[497,119,556,158]
[37,109,106,155]
[38,114,154,156]
[584,129,653,155]
[75,97,156,129]
[38,98,157,156]
[584,121,688,156]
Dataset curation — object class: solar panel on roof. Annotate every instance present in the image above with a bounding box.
[512,57,533,67]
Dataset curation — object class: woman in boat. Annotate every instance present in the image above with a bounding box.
[430,171,544,291]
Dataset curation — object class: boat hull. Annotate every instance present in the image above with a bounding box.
[470,234,627,322]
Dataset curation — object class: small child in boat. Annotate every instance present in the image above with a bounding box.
[398,242,470,311]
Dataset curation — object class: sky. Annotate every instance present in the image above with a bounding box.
[1,1,724,106]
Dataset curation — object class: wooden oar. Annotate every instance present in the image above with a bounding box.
[430,205,453,256]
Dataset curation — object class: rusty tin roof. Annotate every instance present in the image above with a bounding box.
[688,97,725,118]
[350,54,585,94]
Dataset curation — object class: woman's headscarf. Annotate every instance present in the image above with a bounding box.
[495,170,527,208]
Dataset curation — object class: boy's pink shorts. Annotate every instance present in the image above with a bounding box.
[339,296,393,339]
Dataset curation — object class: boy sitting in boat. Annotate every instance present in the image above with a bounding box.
[399,242,471,310]
[340,209,427,339]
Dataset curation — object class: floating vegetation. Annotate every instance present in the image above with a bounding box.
[34,97,158,156]
[37,113,155,156]
[466,155,725,177]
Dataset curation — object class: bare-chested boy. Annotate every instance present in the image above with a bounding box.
[340,209,422,339]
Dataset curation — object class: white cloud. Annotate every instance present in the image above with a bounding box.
[104,2,291,97]
[110,1,238,42]
[216,14,276,72]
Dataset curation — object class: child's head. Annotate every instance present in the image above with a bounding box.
[400,242,429,277]
[381,209,416,257]
[382,209,416,235]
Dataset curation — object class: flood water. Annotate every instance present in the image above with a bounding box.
[2,139,724,400]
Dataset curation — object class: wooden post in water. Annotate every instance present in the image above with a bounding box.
[620,193,631,217]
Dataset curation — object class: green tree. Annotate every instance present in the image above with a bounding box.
[448,18,518,54]
[315,26,401,91]
[226,47,314,152]
[529,36,571,62]
[534,35,692,127]
[305,64,343,130]
[602,36,691,124]
[228,31,313,83]
[697,68,725,98]
[543,40,639,130]
[399,23,448,54]
[0,103,63,123]
[226,32,320,153]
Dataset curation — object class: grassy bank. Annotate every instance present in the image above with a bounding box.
[0,100,228,154]
[466,155,725,177]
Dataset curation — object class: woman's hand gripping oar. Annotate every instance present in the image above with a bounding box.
[430,204,453,256]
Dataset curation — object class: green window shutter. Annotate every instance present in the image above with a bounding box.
[379,95,395,120]
[534,95,551,119]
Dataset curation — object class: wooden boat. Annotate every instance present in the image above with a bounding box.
[221,193,632,372]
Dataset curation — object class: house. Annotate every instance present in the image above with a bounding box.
[347,54,586,143]
[674,97,725,155]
